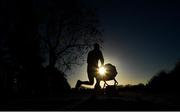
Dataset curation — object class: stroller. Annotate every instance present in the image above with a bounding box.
[96,63,118,89]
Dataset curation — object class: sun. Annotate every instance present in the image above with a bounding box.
[98,66,106,76]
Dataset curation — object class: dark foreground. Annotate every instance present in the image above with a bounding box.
[0,89,180,111]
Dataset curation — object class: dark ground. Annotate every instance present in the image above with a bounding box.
[0,89,180,111]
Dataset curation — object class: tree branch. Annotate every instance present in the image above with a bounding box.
[56,44,89,57]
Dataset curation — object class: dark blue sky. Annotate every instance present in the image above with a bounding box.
[68,0,180,87]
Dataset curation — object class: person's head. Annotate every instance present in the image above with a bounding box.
[93,43,100,50]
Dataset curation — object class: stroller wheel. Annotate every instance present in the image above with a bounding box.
[114,78,118,85]
[103,78,118,89]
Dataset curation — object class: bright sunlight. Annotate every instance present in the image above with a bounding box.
[98,66,106,76]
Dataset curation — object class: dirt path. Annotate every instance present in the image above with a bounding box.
[1,92,180,110]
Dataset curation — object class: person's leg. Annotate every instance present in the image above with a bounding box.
[75,67,94,89]
[75,80,82,89]
[80,69,94,85]
[95,78,101,90]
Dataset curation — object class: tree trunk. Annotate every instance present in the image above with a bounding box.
[49,50,57,68]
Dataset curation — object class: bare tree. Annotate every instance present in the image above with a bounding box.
[39,0,102,71]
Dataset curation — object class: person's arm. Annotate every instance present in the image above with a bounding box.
[99,51,104,66]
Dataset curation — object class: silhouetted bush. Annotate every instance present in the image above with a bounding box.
[147,61,180,93]
[46,66,71,96]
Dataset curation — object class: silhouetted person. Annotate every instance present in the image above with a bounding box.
[75,43,104,90]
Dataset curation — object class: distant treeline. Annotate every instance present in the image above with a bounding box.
[116,60,180,94]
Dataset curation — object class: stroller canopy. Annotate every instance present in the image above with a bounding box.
[97,63,118,81]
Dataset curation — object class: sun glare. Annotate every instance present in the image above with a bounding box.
[98,67,106,76]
